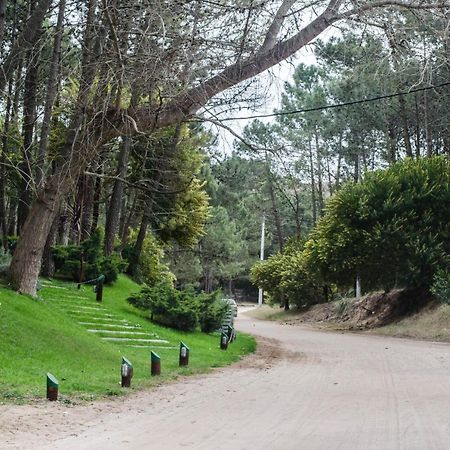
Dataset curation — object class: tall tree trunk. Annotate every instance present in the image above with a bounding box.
[335,133,342,190]
[0,0,6,49]
[386,123,397,165]
[91,162,102,233]
[128,203,151,276]
[0,0,52,95]
[104,136,131,255]
[36,0,66,186]
[0,78,14,250]
[398,94,413,158]
[80,174,94,241]
[308,139,317,226]
[41,215,59,277]
[424,90,433,157]
[314,132,324,214]
[9,0,100,295]
[265,153,283,251]
[414,93,421,159]
[120,191,136,250]
[18,42,40,233]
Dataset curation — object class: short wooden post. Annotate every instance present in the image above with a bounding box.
[121,357,133,387]
[179,342,189,366]
[151,351,161,376]
[220,332,228,350]
[96,274,105,302]
[46,373,59,401]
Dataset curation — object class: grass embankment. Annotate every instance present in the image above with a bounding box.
[0,275,255,403]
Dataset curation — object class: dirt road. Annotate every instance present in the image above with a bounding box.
[3,309,450,449]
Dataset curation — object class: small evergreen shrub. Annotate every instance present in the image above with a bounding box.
[197,290,229,332]
[127,282,227,332]
[51,229,126,283]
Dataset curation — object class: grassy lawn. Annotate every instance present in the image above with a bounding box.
[0,275,255,404]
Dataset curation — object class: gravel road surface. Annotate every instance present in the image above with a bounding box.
[2,308,450,449]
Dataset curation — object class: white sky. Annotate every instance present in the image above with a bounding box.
[208,29,337,154]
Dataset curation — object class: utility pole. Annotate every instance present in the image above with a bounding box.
[258,215,265,306]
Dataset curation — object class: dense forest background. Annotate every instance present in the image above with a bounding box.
[0,1,449,302]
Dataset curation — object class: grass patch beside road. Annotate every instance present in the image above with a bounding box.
[0,276,255,404]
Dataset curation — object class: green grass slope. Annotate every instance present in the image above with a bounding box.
[0,275,255,403]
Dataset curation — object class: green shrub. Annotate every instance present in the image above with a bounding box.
[197,290,228,332]
[122,231,174,286]
[251,238,324,308]
[431,270,450,304]
[51,229,126,283]
[304,156,450,291]
[128,282,198,331]
[127,282,226,332]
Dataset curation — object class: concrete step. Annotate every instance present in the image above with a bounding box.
[101,337,170,343]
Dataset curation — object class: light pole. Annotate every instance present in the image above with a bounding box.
[258,215,265,306]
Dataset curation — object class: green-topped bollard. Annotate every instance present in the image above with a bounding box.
[220,332,228,350]
[151,351,161,376]
[96,274,105,302]
[121,357,133,387]
[46,373,59,401]
[179,341,190,366]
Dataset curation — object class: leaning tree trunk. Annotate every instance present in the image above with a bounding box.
[9,188,60,293]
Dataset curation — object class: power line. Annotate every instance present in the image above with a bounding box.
[219,81,450,122]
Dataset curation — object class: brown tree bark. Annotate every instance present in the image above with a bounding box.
[104,136,131,255]
[0,0,53,95]
[18,42,41,233]
[36,0,66,186]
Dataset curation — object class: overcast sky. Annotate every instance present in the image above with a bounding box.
[206,35,332,155]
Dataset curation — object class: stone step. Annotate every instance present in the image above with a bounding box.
[86,329,152,336]
[101,337,170,343]
[78,322,139,328]
[70,305,105,311]
[124,345,177,349]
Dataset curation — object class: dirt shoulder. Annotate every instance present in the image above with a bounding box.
[245,291,450,342]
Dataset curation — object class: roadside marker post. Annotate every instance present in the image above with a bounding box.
[95,274,105,302]
[121,357,133,388]
[220,332,228,350]
[46,373,59,401]
[179,342,190,367]
[151,351,161,376]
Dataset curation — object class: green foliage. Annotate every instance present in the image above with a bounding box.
[197,290,229,333]
[0,275,255,401]
[52,229,127,283]
[127,282,227,332]
[123,230,175,286]
[431,270,450,305]
[251,238,324,308]
[304,156,450,290]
